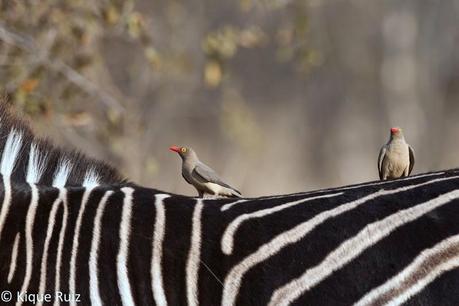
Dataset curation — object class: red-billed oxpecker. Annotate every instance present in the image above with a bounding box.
[169,146,242,198]
[378,127,415,180]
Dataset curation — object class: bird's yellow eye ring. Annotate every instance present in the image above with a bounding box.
[181,147,187,153]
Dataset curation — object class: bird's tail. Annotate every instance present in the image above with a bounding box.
[219,186,242,198]
[230,188,242,198]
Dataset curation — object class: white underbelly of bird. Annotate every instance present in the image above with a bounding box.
[378,128,415,180]
[382,149,410,178]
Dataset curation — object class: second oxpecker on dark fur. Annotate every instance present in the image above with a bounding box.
[378,127,415,180]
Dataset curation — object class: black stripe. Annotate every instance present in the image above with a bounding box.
[28,186,60,294]
[127,187,156,306]
[162,195,195,306]
[96,188,124,306]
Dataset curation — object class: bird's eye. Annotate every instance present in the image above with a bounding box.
[181,148,187,153]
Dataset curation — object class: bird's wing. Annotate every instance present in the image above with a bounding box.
[408,145,415,175]
[192,162,240,193]
[377,146,387,180]
[182,172,192,185]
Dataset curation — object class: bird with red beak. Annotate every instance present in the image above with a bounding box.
[169,145,242,198]
[378,127,415,180]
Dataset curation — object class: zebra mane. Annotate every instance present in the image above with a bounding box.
[0,102,126,187]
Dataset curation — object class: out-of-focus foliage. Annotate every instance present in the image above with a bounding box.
[1,0,459,196]
[203,25,268,87]
[1,0,150,111]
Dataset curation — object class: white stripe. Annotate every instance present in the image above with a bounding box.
[53,189,69,306]
[16,184,39,306]
[186,199,204,306]
[69,187,95,306]
[221,175,459,306]
[117,187,136,306]
[221,192,343,255]
[355,234,459,306]
[26,143,47,184]
[37,189,64,306]
[386,256,459,306]
[329,172,445,193]
[8,233,20,283]
[0,176,12,241]
[268,190,459,306]
[53,159,72,187]
[151,194,170,306]
[83,168,100,188]
[224,172,444,204]
[0,129,23,176]
[221,199,248,211]
[249,172,445,201]
[89,191,113,306]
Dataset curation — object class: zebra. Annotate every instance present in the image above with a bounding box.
[0,105,459,305]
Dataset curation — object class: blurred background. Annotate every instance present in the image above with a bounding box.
[0,0,458,196]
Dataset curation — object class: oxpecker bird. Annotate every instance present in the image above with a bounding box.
[378,127,415,180]
[169,146,242,198]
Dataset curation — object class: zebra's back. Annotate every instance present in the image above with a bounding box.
[1,169,459,305]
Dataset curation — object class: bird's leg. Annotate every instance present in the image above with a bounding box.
[198,190,204,198]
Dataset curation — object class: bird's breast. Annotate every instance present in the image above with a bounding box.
[387,143,409,157]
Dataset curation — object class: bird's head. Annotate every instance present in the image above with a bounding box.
[390,127,403,139]
[169,145,196,160]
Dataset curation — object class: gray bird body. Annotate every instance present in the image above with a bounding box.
[378,128,415,180]
[171,146,242,198]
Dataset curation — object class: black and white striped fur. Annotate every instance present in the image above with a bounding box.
[0,103,124,187]
[0,106,459,305]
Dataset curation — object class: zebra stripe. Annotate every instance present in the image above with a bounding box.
[385,255,459,306]
[37,189,64,306]
[53,189,69,306]
[221,199,248,211]
[1,166,458,305]
[69,187,96,306]
[268,189,459,306]
[221,175,459,306]
[16,184,39,306]
[0,176,12,241]
[117,187,136,306]
[221,192,343,255]
[7,232,20,283]
[355,233,459,306]
[186,199,204,306]
[325,171,446,193]
[89,190,114,306]
[151,194,169,306]
[249,171,446,202]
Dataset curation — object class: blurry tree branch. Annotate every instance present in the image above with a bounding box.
[0,23,124,111]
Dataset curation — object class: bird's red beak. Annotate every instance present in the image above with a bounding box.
[390,127,400,134]
[169,145,181,153]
